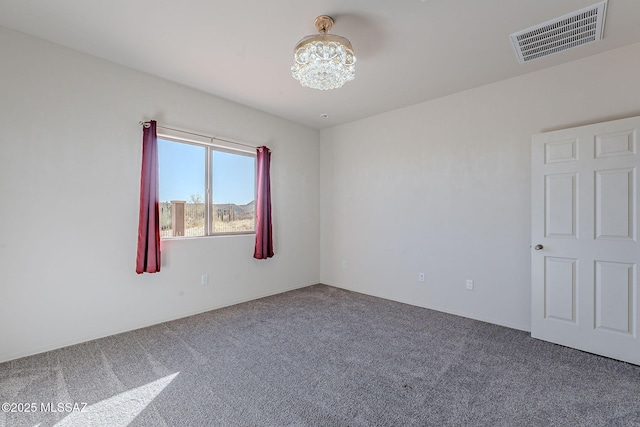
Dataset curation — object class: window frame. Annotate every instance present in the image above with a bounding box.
[158,133,257,239]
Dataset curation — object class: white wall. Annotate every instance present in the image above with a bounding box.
[320,42,640,331]
[0,27,320,362]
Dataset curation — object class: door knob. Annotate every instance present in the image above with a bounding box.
[534,244,544,251]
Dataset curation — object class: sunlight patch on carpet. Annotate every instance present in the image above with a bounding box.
[53,372,179,427]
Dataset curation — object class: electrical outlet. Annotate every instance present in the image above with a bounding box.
[201,274,209,285]
[341,260,347,269]
[466,279,474,290]
[418,272,425,282]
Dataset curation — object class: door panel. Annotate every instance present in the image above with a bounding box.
[595,168,634,240]
[594,261,635,334]
[532,116,640,366]
[544,257,577,323]
[545,173,577,238]
[545,139,578,163]
[595,130,636,158]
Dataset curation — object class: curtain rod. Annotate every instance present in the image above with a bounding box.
[139,121,262,151]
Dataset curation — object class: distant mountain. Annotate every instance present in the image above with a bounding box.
[239,200,255,213]
[213,200,254,220]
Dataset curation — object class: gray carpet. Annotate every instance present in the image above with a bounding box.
[1,284,640,427]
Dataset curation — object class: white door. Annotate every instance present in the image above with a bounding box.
[532,116,640,365]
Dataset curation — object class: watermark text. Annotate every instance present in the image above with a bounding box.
[2,402,87,413]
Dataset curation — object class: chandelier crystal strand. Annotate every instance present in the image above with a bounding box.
[291,16,356,90]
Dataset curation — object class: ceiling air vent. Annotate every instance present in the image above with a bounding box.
[510,1,607,63]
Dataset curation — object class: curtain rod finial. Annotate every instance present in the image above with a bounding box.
[139,121,151,128]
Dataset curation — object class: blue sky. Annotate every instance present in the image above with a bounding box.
[158,138,255,205]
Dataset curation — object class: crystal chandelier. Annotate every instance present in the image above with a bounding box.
[291,16,356,90]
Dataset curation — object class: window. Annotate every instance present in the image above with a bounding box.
[158,137,256,238]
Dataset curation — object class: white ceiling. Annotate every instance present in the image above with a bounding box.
[2,0,640,129]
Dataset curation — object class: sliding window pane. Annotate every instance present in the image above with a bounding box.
[211,150,256,233]
[158,139,206,237]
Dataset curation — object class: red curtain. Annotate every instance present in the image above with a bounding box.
[136,120,161,273]
[254,146,274,259]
